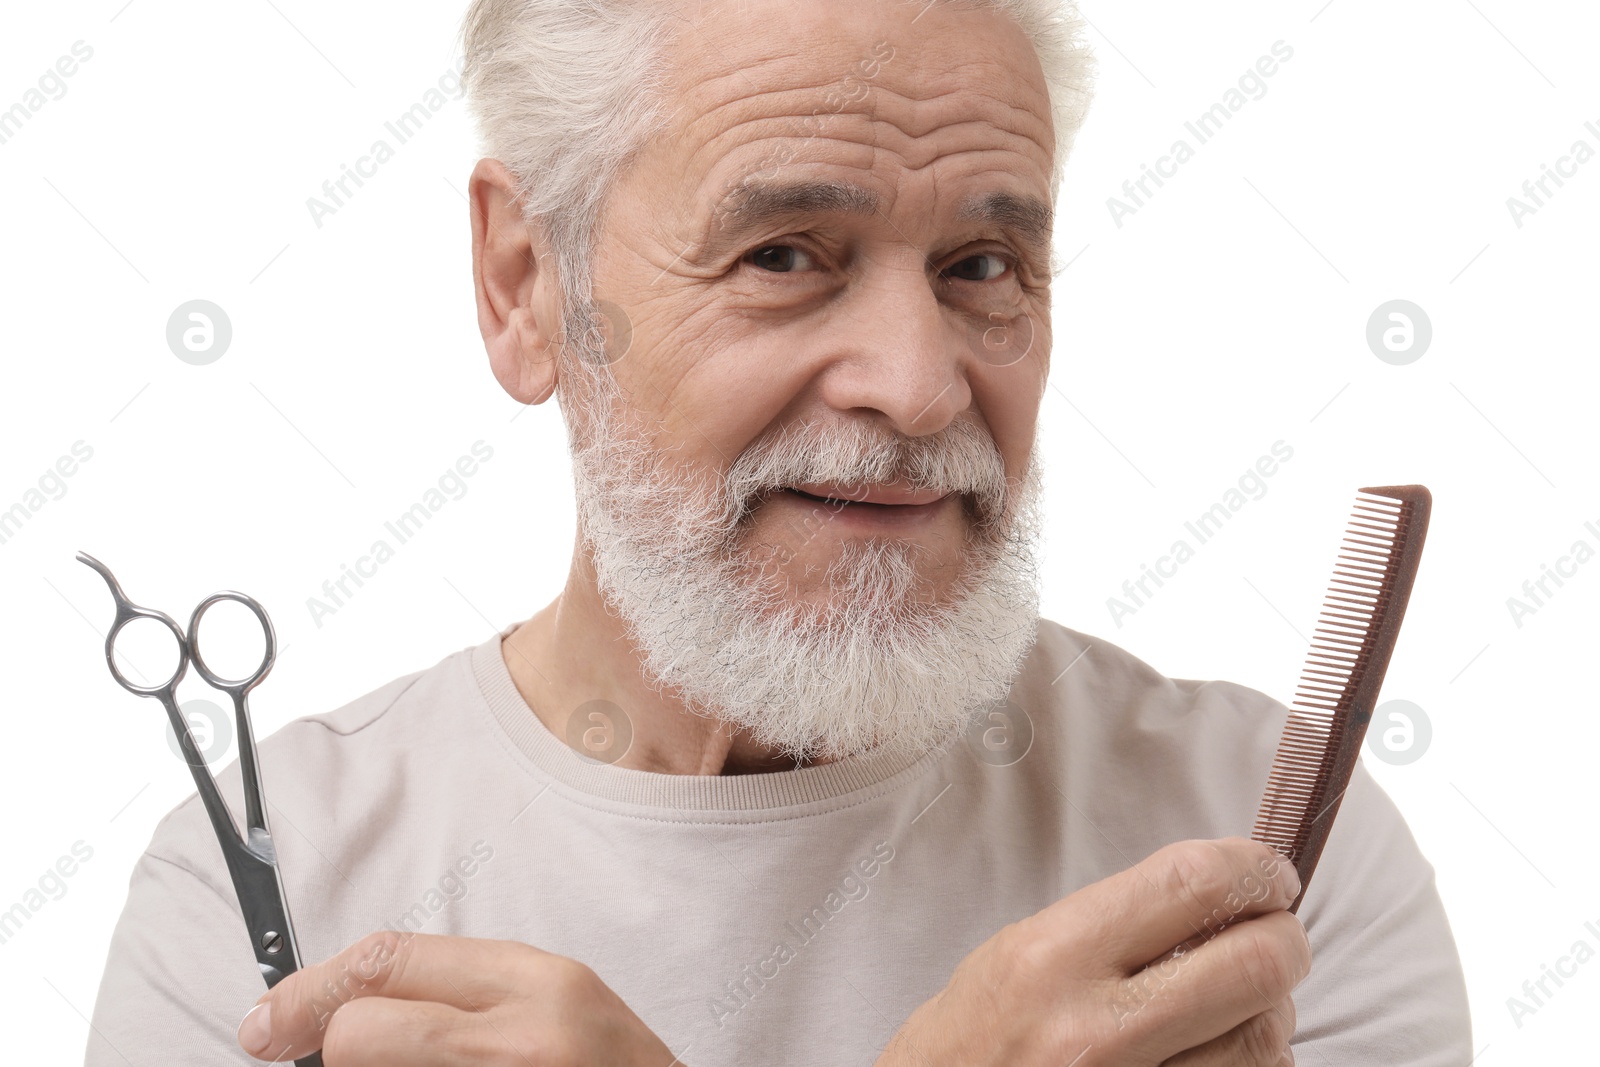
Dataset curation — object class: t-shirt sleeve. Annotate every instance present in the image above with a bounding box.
[84,819,268,1065]
[1288,757,1474,1064]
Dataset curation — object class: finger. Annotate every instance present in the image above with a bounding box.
[1053,837,1300,972]
[1158,996,1297,1066]
[243,932,545,1058]
[319,997,499,1066]
[1114,912,1309,1057]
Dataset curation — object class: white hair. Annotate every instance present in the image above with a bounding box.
[458,0,1097,407]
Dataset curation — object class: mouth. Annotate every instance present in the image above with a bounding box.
[782,481,953,508]
[760,482,958,531]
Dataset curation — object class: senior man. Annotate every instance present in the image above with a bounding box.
[86,0,1471,1064]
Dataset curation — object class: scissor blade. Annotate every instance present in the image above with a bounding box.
[217,835,306,988]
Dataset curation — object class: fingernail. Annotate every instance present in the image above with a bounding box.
[237,1002,272,1055]
[1282,861,1302,899]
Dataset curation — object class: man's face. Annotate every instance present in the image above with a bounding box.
[583,0,1056,610]
[511,0,1060,760]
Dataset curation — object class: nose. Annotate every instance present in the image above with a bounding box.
[812,257,972,436]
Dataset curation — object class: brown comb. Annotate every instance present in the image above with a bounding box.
[1249,484,1432,914]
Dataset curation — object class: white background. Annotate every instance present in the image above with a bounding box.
[1,0,1595,1061]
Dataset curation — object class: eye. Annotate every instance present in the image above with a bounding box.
[943,252,1012,283]
[745,244,818,273]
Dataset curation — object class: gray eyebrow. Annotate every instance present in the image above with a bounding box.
[955,190,1054,256]
[694,178,877,264]
[696,177,1054,264]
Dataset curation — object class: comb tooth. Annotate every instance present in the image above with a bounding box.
[1314,621,1371,636]
[1331,566,1382,585]
[1331,573,1386,587]
[1340,538,1394,553]
[1319,607,1374,622]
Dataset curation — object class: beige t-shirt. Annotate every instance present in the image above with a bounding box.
[84,619,1472,1065]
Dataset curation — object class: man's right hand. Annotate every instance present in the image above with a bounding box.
[876,837,1311,1067]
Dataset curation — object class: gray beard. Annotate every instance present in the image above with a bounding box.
[565,374,1045,764]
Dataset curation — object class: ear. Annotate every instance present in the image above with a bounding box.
[469,158,561,406]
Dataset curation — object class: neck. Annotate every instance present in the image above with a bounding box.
[500,545,837,776]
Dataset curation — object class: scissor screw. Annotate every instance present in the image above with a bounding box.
[262,931,284,954]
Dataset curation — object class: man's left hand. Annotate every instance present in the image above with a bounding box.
[236,931,685,1065]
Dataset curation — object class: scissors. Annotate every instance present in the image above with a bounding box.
[79,552,322,1067]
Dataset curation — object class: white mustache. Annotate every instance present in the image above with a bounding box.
[722,417,1012,524]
